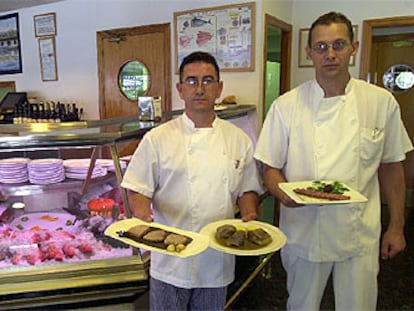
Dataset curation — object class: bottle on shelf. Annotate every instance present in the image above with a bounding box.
[49,101,56,123]
[22,102,31,124]
[55,102,62,123]
[38,103,45,123]
[30,103,38,123]
[13,103,22,124]
[44,102,51,122]
[59,102,67,122]
[72,103,79,121]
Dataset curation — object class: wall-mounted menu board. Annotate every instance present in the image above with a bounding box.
[174,2,255,72]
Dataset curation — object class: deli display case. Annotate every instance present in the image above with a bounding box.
[0,105,258,309]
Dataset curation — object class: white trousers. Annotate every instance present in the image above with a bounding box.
[281,249,379,311]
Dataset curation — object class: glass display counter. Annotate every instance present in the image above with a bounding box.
[0,105,257,309]
[0,116,154,309]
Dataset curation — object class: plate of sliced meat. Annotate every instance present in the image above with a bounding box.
[279,180,368,205]
[104,218,209,258]
[200,219,287,256]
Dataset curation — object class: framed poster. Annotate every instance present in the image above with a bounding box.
[174,2,255,72]
[298,25,358,67]
[38,36,58,81]
[34,12,56,37]
[0,13,22,75]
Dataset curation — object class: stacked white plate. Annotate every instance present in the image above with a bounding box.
[28,158,65,184]
[96,159,127,172]
[63,159,108,180]
[0,157,30,184]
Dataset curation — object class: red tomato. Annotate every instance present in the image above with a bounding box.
[87,198,115,211]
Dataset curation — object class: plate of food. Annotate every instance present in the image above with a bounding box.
[199,219,287,256]
[104,218,209,258]
[279,180,368,205]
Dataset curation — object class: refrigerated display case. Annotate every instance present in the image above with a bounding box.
[0,105,258,309]
[0,116,154,309]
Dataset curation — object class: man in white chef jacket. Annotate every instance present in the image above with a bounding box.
[254,11,413,311]
[122,51,263,310]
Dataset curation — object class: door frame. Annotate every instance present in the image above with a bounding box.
[359,16,414,80]
[97,23,172,120]
[262,14,292,121]
[262,14,292,226]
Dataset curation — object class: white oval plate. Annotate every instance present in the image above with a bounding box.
[104,218,210,258]
[279,180,368,205]
[200,219,287,256]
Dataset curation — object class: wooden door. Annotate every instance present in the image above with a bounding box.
[97,23,171,156]
[371,34,414,188]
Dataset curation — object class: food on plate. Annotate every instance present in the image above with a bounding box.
[164,233,190,246]
[126,224,151,240]
[225,230,246,247]
[293,181,351,201]
[215,224,273,249]
[293,188,351,200]
[215,224,237,239]
[142,229,167,242]
[307,181,349,194]
[247,228,272,246]
[118,224,193,254]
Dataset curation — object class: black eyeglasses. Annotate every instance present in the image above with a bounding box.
[182,77,218,87]
[311,40,350,54]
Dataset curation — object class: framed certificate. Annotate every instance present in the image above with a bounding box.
[34,12,56,37]
[38,36,58,81]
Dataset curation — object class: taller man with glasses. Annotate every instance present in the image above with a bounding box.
[254,12,412,310]
[122,51,263,311]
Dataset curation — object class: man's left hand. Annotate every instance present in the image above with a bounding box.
[380,229,406,259]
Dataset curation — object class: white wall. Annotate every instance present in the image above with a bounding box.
[1,0,410,120]
[291,0,414,87]
[0,0,293,119]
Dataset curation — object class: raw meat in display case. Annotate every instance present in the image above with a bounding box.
[0,205,136,269]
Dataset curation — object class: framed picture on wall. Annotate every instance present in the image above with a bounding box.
[174,2,255,73]
[0,13,22,75]
[38,36,58,81]
[298,25,358,67]
[34,12,56,37]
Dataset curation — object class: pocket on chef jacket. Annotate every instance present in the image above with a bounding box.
[360,127,384,162]
[223,156,246,195]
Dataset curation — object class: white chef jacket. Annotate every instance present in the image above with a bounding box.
[122,113,263,288]
[254,78,413,262]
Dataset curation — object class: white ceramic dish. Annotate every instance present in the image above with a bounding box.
[200,219,287,256]
[279,181,368,205]
[104,218,210,258]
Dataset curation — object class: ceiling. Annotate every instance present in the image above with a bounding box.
[0,0,61,13]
